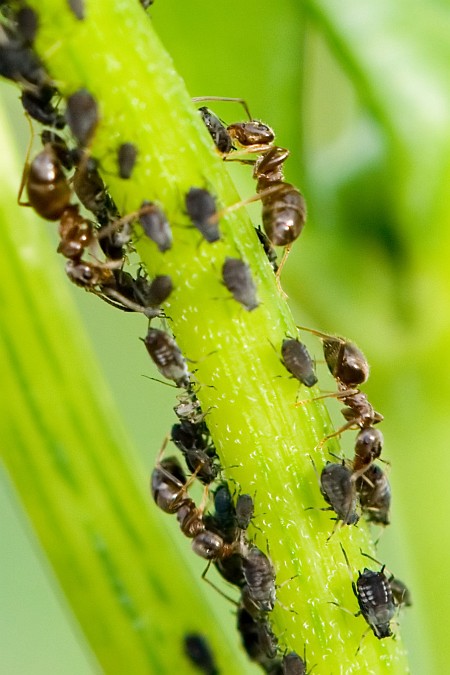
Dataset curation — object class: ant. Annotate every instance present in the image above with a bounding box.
[221,257,259,312]
[352,426,384,479]
[19,134,159,316]
[171,419,220,485]
[151,438,208,538]
[295,327,383,446]
[194,96,275,156]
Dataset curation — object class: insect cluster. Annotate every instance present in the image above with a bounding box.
[4,1,411,672]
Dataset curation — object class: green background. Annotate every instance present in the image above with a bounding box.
[1,0,449,672]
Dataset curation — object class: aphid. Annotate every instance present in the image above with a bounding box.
[185,187,220,243]
[21,143,71,220]
[352,427,383,479]
[389,577,412,608]
[0,25,44,86]
[354,567,395,639]
[111,270,171,310]
[355,464,391,526]
[143,327,190,388]
[242,545,276,615]
[214,552,245,588]
[117,142,138,179]
[320,462,359,527]
[235,494,254,530]
[139,200,172,252]
[65,88,99,147]
[144,274,173,306]
[16,6,39,44]
[67,0,85,20]
[255,226,278,273]
[140,0,154,7]
[171,420,220,485]
[198,107,233,154]
[237,607,279,670]
[222,257,259,311]
[174,386,205,426]
[281,338,317,388]
[282,651,307,675]
[183,633,219,675]
[21,85,65,128]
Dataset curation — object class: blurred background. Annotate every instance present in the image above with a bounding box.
[1,0,449,673]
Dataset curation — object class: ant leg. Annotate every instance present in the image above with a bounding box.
[192,96,252,120]
[294,388,359,408]
[274,244,292,299]
[17,114,35,206]
[99,287,162,318]
[200,563,239,605]
[213,184,284,222]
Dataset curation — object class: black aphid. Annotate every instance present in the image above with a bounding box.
[143,327,190,387]
[139,201,172,252]
[184,633,219,675]
[222,257,259,311]
[281,338,317,387]
[65,89,98,146]
[185,187,220,243]
[118,142,138,179]
[320,462,359,526]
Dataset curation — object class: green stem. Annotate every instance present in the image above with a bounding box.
[4,0,409,672]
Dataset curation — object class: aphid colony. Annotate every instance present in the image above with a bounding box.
[5,3,411,671]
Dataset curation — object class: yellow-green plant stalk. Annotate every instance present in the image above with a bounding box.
[2,0,410,672]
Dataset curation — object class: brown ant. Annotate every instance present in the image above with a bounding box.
[151,438,208,538]
[294,327,383,446]
[18,135,160,316]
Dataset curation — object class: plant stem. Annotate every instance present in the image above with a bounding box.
[5,0,409,672]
